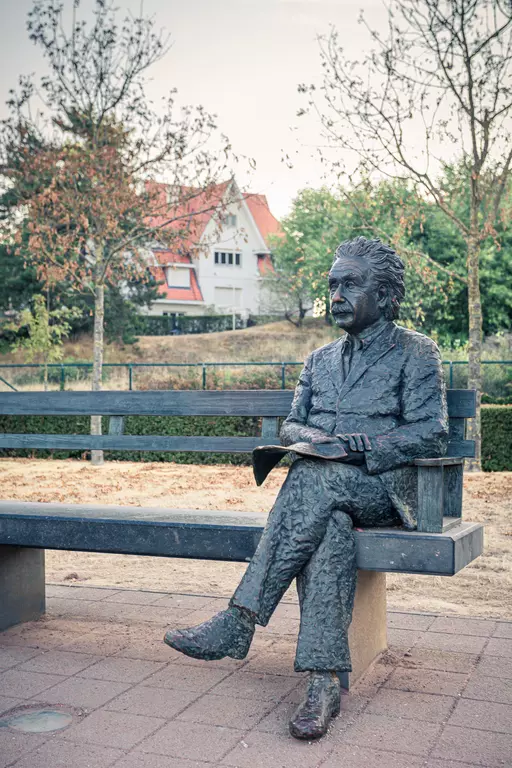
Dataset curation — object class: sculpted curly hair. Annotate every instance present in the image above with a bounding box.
[333,236,406,321]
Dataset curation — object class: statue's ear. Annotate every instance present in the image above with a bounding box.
[377,284,388,309]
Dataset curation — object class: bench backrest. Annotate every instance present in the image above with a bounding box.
[0,389,476,458]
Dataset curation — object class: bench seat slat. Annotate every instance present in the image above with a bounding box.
[0,434,275,453]
[0,501,483,575]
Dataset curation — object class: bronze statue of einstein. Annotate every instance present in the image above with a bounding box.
[164,236,448,740]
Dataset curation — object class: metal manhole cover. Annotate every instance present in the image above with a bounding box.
[0,709,73,733]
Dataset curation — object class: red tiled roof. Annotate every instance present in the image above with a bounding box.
[150,264,204,303]
[244,193,281,248]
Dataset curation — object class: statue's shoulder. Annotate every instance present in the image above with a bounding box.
[308,337,343,363]
[393,324,441,357]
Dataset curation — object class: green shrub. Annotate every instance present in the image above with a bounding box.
[481,406,512,471]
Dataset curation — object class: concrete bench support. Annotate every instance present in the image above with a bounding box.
[339,570,387,689]
[0,546,45,631]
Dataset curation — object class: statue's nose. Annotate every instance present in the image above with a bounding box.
[332,289,345,302]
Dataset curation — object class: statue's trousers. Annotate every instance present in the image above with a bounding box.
[231,458,399,672]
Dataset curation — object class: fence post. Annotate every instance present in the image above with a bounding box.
[128,365,133,391]
[281,363,286,390]
[202,364,207,390]
[449,361,454,389]
[60,365,65,391]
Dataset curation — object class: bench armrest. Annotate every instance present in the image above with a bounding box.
[414,457,464,467]
[415,460,464,533]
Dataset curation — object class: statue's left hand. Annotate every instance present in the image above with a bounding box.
[336,433,372,452]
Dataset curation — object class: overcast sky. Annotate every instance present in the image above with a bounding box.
[0,0,390,218]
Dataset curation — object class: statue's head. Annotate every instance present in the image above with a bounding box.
[328,236,405,334]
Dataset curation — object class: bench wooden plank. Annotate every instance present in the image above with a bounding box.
[0,390,295,417]
[0,388,474,418]
[0,434,275,453]
[0,502,483,576]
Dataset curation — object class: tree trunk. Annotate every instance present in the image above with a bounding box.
[90,282,105,466]
[465,236,483,471]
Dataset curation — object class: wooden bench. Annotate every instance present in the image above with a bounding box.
[0,388,483,686]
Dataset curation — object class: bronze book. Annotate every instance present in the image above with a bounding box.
[252,442,348,486]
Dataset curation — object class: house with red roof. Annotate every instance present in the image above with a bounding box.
[143,180,280,320]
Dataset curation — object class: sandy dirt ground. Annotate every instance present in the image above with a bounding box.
[1,458,511,619]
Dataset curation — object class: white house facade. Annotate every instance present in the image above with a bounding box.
[142,181,279,320]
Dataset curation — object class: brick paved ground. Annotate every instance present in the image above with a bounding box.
[1,584,511,768]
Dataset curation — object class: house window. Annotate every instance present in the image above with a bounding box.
[214,251,242,266]
[225,214,237,228]
[165,266,191,288]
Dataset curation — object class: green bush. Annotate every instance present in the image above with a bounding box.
[481,406,512,471]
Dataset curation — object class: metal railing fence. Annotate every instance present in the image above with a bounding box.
[0,359,510,395]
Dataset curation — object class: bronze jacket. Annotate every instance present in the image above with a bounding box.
[280,322,449,529]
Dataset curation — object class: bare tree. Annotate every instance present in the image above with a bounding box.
[0,0,244,464]
[299,0,512,468]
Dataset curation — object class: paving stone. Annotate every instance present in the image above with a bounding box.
[49,587,121,601]
[243,650,297,676]
[175,652,248,671]
[429,616,497,637]
[144,664,231,693]
[0,696,22,716]
[210,670,300,701]
[102,590,167,605]
[221,729,332,767]
[493,622,512,639]
[0,668,66,698]
[60,709,165,749]
[463,673,512,705]
[426,761,487,768]
[115,638,179,663]
[432,724,512,766]
[366,688,455,723]
[352,661,394,696]
[47,598,104,617]
[18,650,102,676]
[384,667,467,696]
[273,602,301,620]
[388,612,435,631]
[449,698,512,733]
[0,627,73,650]
[106,684,199,718]
[322,745,424,768]
[11,740,124,768]
[151,594,220,611]
[77,657,165,684]
[112,755,216,768]
[484,638,512,658]
[265,617,300,636]
[177,692,274,729]
[86,603,188,626]
[59,632,131,656]
[387,629,422,648]
[414,631,488,654]
[476,655,512,679]
[137,721,244,762]
[340,713,441,756]
[0,646,43,670]
[400,647,477,673]
[33,676,132,709]
[0,730,48,768]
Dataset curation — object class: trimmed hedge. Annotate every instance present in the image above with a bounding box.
[481,406,512,471]
[1,406,510,470]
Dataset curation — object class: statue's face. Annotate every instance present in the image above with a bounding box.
[328,256,385,334]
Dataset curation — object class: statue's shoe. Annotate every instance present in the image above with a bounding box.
[164,607,255,661]
[289,672,341,740]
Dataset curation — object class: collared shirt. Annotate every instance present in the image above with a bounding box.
[341,318,392,380]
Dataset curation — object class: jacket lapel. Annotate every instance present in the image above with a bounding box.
[337,324,397,402]
[320,336,347,395]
